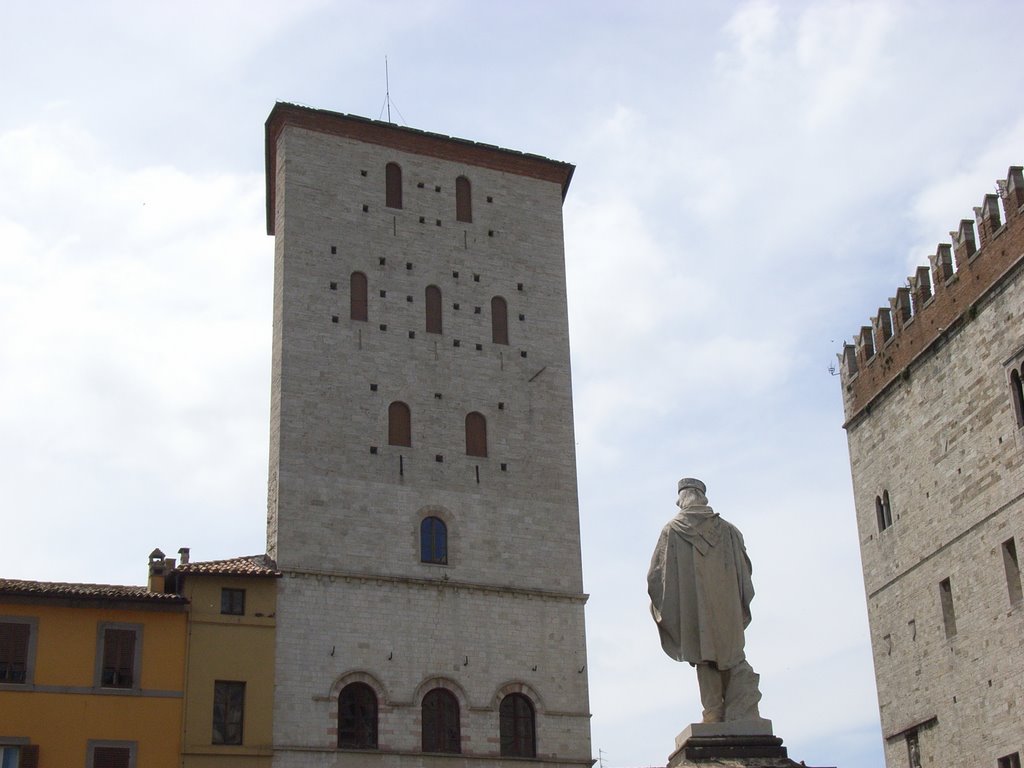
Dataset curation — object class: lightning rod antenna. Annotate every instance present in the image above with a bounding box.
[385,56,392,123]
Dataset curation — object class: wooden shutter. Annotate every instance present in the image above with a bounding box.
[0,622,29,682]
[388,402,411,447]
[455,176,472,223]
[385,163,402,209]
[93,746,131,768]
[19,745,40,768]
[491,296,508,345]
[425,286,442,334]
[102,629,135,687]
[465,412,487,457]
[350,272,368,322]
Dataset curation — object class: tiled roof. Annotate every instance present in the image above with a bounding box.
[0,578,187,604]
[175,554,279,577]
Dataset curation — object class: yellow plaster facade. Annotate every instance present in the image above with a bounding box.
[177,559,278,767]
[0,584,187,767]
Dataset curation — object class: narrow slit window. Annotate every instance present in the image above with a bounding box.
[351,272,368,322]
[426,286,442,334]
[939,578,957,638]
[455,175,472,223]
[385,162,402,209]
[1003,538,1023,605]
[465,412,487,458]
[491,296,509,345]
[1011,367,1024,428]
[388,402,411,447]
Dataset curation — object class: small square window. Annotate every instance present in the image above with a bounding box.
[380,290,387,298]
[329,282,337,290]
[221,588,245,616]
[330,246,337,255]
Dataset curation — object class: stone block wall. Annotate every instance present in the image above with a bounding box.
[840,167,1024,767]
[264,104,591,767]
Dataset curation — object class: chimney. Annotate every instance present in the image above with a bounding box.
[148,548,167,593]
[178,547,190,565]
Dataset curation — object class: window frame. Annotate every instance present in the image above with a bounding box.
[465,412,488,458]
[420,516,448,565]
[499,692,536,758]
[0,617,37,686]
[455,175,472,223]
[388,401,412,447]
[220,588,246,616]
[421,688,461,754]
[212,680,246,746]
[94,623,142,691]
[86,740,136,768]
[385,162,403,209]
[338,681,378,750]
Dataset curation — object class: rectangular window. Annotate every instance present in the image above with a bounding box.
[212,680,245,745]
[0,621,32,684]
[1,745,39,768]
[87,741,135,768]
[905,730,921,768]
[220,588,246,616]
[999,753,1022,768]
[939,578,957,639]
[1002,538,1023,605]
[96,624,140,689]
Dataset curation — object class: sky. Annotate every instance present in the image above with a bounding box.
[3,2,1023,766]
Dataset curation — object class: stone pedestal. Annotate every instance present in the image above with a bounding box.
[667,721,821,767]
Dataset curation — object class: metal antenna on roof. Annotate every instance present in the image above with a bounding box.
[385,56,392,123]
[378,57,407,125]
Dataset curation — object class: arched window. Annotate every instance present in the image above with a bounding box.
[491,296,509,345]
[455,175,472,223]
[465,412,487,458]
[351,272,368,322]
[426,286,442,334]
[500,693,536,758]
[389,402,411,447]
[422,688,460,754]
[1011,367,1024,427]
[385,162,402,209]
[420,516,448,564]
[875,496,885,533]
[338,682,378,749]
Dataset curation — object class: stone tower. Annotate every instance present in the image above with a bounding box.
[838,166,1024,767]
[263,103,591,767]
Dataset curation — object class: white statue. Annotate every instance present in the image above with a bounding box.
[647,478,764,723]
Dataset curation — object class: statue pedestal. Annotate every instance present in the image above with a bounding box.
[667,720,816,767]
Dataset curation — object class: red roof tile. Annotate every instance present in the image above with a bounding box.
[0,578,187,604]
[175,554,279,577]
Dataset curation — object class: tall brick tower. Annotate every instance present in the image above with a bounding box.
[838,166,1024,767]
[263,103,591,767]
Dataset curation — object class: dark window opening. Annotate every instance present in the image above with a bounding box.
[466,412,487,458]
[1011,367,1024,428]
[212,680,245,745]
[388,402,411,447]
[422,688,460,754]
[1003,538,1023,605]
[906,730,921,768]
[426,286,442,334]
[456,176,472,223]
[939,578,957,639]
[0,621,30,683]
[999,753,1022,768]
[385,162,402,209]
[93,746,132,768]
[491,296,509,345]
[500,693,536,757]
[351,272,368,322]
[876,491,893,532]
[338,682,378,749]
[220,588,245,616]
[101,628,136,688]
[421,516,448,565]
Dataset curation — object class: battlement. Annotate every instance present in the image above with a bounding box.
[840,165,1024,426]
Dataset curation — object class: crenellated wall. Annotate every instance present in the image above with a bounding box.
[839,166,1024,426]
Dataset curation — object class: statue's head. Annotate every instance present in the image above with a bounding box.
[677,477,708,508]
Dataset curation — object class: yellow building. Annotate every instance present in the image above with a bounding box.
[0,576,188,767]
[171,552,279,768]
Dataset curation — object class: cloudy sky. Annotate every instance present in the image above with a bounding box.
[4,2,1024,766]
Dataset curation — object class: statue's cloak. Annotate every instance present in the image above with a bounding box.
[647,508,754,670]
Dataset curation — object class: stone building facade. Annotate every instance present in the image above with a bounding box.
[839,166,1024,767]
[263,103,592,767]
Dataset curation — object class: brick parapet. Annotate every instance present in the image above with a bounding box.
[840,166,1024,426]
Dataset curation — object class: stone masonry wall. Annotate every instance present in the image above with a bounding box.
[841,167,1024,767]
[266,106,591,767]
